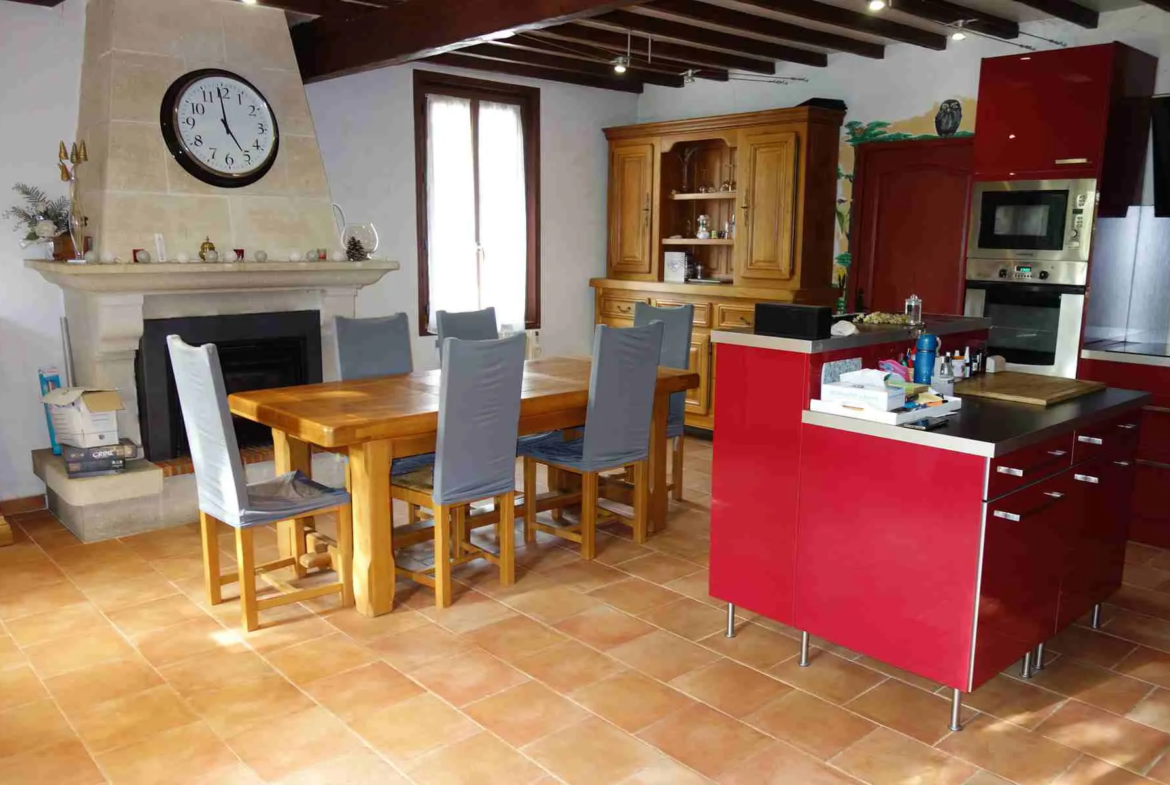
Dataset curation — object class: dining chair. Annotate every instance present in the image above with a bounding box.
[390,333,527,607]
[167,335,353,632]
[634,302,693,503]
[520,322,664,558]
[334,313,413,380]
[435,307,499,343]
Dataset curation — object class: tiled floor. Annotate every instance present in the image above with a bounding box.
[5,437,1170,783]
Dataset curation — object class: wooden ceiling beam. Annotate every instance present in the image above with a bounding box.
[735,0,948,50]
[506,35,730,79]
[893,0,1019,38]
[1012,0,1098,27]
[1139,0,1170,11]
[648,0,884,59]
[293,0,651,82]
[423,52,645,92]
[540,23,777,73]
[592,8,827,67]
[233,0,390,17]
[5,0,65,6]
[460,42,686,86]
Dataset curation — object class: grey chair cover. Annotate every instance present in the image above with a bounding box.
[334,313,413,380]
[634,302,693,440]
[435,307,499,343]
[432,333,527,506]
[167,336,349,529]
[518,322,663,473]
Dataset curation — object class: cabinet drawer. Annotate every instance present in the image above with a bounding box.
[654,299,711,327]
[715,304,756,330]
[1139,408,1170,465]
[1073,411,1141,464]
[600,295,648,320]
[988,432,1073,499]
[599,316,634,329]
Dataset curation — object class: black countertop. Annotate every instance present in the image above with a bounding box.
[803,387,1150,457]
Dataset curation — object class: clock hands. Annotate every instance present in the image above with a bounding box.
[217,89,245,153]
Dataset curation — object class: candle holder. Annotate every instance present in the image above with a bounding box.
[58,139,88,261]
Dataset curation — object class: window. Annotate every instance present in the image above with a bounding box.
[413,71,540,335]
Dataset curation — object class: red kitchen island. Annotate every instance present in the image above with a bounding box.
[710,318,1149,730]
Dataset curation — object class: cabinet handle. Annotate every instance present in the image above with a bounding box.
[1048,450,1068,457]
[1114,460,1132,467]
[997,466,1025,477]
[1078,435,1104,445]
[738,316,751,326]
[1074,473,1100,484]
[993,489,1066,522]
[1055,158,1090,165]
[1044,491,1065,499]
[617,305,631,314]
[1117,423,1138,430]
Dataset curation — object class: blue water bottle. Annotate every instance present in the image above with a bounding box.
[914,334,941,385]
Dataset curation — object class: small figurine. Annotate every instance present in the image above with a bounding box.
[198,236,216,262]
[696,214,711,240]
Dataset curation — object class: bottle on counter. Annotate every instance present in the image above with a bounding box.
[934,354,956,397]
[904,294,923,327]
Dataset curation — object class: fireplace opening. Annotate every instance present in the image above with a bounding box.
[136,311,322,462]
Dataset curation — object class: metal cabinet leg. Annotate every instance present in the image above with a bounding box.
[799,631,811,667]
[949,689,964,732]
[726,603,736,638]
[1020,651,1033,679]
[1034,642,1046,671]
[1091,603,1103,629]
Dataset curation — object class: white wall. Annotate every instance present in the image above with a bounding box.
[0,0,84,500]
[306,63,639,367]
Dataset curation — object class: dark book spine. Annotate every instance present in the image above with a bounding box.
[63,443,136,462]
[66,458,126,475]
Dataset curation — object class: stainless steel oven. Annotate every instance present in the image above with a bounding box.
[964,259,1086,378]
[968,178,1097,264]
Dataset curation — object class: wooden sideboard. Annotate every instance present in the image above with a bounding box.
[593,106,845,431]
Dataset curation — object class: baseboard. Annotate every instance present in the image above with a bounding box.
[0,494,47,516]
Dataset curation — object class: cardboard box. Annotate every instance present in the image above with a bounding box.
[41,387,123,448]
[821,381,906,412]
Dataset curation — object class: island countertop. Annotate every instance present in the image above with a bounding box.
[711,315,991,354]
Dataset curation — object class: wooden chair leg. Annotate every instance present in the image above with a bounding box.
[453,504,467,559]
[235,527,259,632]
[581,472,599,560]
[498,491,516,586]
[336,504,355,608]
[633,461,650,545]
[549,464,564,522]
[523,457,537,545]
[407,504,418,525]
[672,436,685,502]
[199,512,222,606]
[433,503,453,608]
[292,519,309,578]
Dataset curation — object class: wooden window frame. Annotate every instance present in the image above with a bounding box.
[413,70,541,336]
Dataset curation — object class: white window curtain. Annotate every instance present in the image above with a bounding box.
[425,94,529,331]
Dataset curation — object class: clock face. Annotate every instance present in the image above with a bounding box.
[160,69,279,188]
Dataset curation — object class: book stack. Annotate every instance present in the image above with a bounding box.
[64,439,139,479]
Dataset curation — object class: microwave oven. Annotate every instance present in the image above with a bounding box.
[967,178,1097,264]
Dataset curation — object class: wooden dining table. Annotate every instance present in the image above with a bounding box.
[229,356,699,617]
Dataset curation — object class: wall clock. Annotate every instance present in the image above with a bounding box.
[160,68,280,188]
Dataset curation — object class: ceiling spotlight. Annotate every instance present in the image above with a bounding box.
[241,0,258,4]
[951,30,966,40]
[613,55,630,74]
[867,0,886,11]
[683,69,697,84]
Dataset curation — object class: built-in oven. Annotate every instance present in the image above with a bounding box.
[968,178,1097,264]
[964,259,1086,378]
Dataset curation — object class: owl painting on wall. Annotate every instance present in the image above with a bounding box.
[935,100,963,137]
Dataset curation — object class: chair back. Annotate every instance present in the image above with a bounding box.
[435,307,499,343]
[433,333,527,505]
[334,313,413,380]
[634,302,693,431]
[581,322,664,469]
[166,335,249,527]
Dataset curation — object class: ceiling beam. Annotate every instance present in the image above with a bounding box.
[423,52,645,93]
[1139,0,1170,11]
[591,8,827,67]
[540,23,777,73]
[460,42,686,86]
[735,0,948,50]
[892,0,1018,38]
[648,0,884,59]
[5,0,65,5]
[1012,0,1098,27]
[234,0,389,17]
[506,34,731,79]
[293,0,651,82]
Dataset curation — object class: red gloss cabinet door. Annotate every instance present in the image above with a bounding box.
[1131,461,1170,550]
[974,45,1115,180]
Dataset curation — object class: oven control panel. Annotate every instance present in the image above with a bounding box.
[967,258,1088,286]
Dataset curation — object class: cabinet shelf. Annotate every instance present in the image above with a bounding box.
[670,192,738,201]
[662,238,735,246]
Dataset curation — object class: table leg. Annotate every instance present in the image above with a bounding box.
[649,390,669,533]
[349,439,395,616]
[272,430,312,576]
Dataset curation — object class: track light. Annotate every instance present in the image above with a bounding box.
[951,30,966,40]
[613,55,630,74]
[683,69,697,84]
[867,0,886,11]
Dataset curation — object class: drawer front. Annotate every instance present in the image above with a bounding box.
[1073,411,1141,464]
[654,299,712,327]
[1139,407,1170,465]
[715,304,756,330]
[600,295,649,320]
[988,432,1074,499]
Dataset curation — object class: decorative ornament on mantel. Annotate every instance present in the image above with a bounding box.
[3,182,73,260]
[198,236,217,262]
[345,236,368,261]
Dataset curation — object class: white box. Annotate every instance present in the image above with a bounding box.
[809,396,963,425]
[664,252,688,283]
[41,387,123,448]
[821,381,906,412]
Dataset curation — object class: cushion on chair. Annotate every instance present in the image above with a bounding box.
[391,453,436,476]
[236,471,350,528]
[516,432,589,470]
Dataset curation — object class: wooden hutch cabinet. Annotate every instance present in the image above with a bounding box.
[593,106,844,430]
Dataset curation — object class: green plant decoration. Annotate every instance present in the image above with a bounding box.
[3,183,70,242]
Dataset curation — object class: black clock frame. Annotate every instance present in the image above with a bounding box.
[159,68,280,189]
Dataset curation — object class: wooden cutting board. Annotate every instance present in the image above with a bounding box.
[954,371,1105,406]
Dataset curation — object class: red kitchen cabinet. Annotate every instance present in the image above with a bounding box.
[1131,461,1170,549]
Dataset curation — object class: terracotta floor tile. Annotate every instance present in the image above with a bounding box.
[71,683,199,753]
[747,689,876,760]
[555,606,656,651]
[1118,647,1170,689]
[265,632,376,686]
[639,597,726,641]
[227,706,364,781]
[671,658,790,718]
[846,679,977,745]
[1125,563,1170,590]
[0,558,67,593]
[0,740,105,785]
[965,773,1015,785]
[276,749,409,785]
[619,756,710,784]
[94,721,243,785]
[149,553,218,583]
[133,616,241,668]
[368,620,474,672]
[608,629,721,682]
[591,533,655,566]
[3,603,108,648]
[185,671,315,736]
[512,639,625,693]
[0,699,75,759]
[465,681,589,746]
[323,606,431,642]
[662,570,721,608]
[106,593,211,637]
[419,589,520,634]
[505,583,604,624]
[718,741,860,784]
[157,643,274,696]
[0,542,50,569]
[638,702,772,779]
[618,553,703,585]
[852,655,945,692]
[1130,542,1163,565]
[1022,655,1154,715]
[699,623,801,670]
[832,727,976,785]
[937,713,1082,785]
[304,660,424,723]
[1055,754,1160,785]
[526,716,660,785]
[45,656,163,714]
[62,558,160,592]
[545,560,628,594]
[29,527,84,551]
[1112,586,1170,622]
[0,636,24,671]
[405,731,545,785]
[962,672,1067,729]
[464,615,569,662]
[1145,750,1170,783]
[24,623,138,679]
[351,693,478,764]
[411,649,530,706]
[80,572,180,612]
[240,606,337,654]
[0,664,48,711]
[574,671,696,732]
[1037,699,1170,772]
[1104,610,1170,652]
[770,650,887,705]
[0,581,88,622]
[1048,625,1139,669]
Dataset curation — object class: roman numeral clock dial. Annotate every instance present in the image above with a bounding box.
[160,69,280,188]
